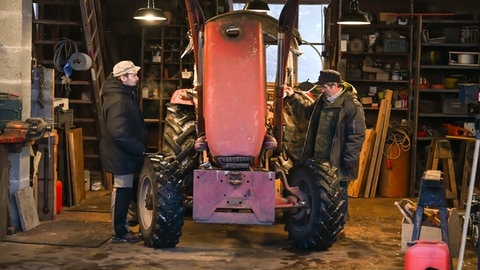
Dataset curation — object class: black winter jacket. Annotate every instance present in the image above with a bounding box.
[285,82,366,181]
[99,75,147,175]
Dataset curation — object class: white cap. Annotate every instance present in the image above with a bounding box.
[112,60,140,77]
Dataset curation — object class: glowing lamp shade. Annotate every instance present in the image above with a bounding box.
[134,0,167,21]
[337,0,370,25]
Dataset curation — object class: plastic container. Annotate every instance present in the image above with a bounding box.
[404,240,450,270]
[56,180,63,214]
[379,144,410,197]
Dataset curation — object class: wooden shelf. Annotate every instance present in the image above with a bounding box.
[364,107,408,111]
[411,13,480,198]
[140,24,194,152]
[348,79,410,83]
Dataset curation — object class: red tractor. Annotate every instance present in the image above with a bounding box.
[137,0,346,250]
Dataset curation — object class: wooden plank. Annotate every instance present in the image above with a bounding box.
[348,128,375,198]
[369,90,393,197]
[14,187,40,232]
[364,90,393,197]
[68,128,86,205]
[363,91,388,197]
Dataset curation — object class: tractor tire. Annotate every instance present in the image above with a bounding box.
[138,155,184,248]
[162,103,199,195]
[285,165,346,250]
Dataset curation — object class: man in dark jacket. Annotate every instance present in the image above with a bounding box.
[100,60,147,243]
[284,69,366,231]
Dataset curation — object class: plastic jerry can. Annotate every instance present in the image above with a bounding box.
[404,240,450,270]
[56,180,63,214]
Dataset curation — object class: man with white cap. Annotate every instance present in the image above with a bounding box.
[100,60,147,243]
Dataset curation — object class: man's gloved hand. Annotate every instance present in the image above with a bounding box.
[283,85,294,98]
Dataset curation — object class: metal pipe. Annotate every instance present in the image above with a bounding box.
[457,119,480,270]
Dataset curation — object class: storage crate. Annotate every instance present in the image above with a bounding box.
[346,68,361,80]
[458,83,480,104]
[383,39,408,53]
[54,108,74,128]
[442,99,467,114]
[0,92,22,131]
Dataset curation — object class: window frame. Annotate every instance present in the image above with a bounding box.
[231,1,329,84]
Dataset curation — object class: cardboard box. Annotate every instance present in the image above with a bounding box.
[341,40,348,52]
[53,98,69,110]
[376,71,389,81]
[401,208,462,257]
[379,12,397,24]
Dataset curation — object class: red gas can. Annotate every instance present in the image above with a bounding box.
[56,180,62,214]
[404,240,450,270]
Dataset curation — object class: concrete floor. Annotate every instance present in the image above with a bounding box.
[0,191,478,269]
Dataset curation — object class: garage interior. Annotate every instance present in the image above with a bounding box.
[0,0,480,269]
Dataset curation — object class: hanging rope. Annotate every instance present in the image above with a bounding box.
[53,38,76,97]
[53,38,78,73]
[383,120,413,160]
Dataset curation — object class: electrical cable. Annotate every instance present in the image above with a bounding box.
[53,38,77,97]
[53,38,78,73]
[383,120,413,160]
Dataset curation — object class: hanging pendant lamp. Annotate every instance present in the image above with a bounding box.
[244,0,270,13]
[337,0,370,25]
[134,0,167,21]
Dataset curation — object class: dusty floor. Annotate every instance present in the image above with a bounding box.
[0,191,478,269]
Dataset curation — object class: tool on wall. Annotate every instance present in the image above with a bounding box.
[443,123,472,137]
[3,118,51,142]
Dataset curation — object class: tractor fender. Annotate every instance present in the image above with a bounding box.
[169,88,196,106]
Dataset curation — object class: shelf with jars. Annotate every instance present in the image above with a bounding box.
[410,15,480,195]
[338,21,413,128]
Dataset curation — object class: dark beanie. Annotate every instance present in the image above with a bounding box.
[315,69,342,85]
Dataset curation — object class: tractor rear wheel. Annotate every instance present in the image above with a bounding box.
[138,155,184,248]
[162,103,199,196]
[285,165,346,250]
[138,103,198,248]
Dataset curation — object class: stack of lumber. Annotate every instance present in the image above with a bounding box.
[349,89,393,198]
